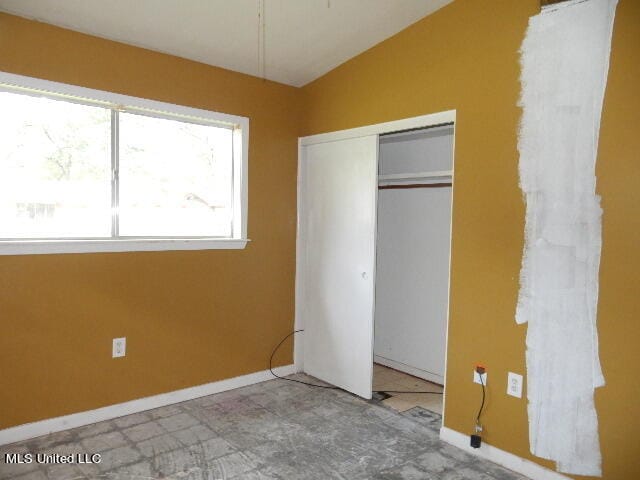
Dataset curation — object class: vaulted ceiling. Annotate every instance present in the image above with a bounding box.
[0,0,453,87]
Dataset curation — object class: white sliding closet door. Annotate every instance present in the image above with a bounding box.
[298,135,378,399]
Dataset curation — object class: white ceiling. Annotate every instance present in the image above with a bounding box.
[0,0,453,87]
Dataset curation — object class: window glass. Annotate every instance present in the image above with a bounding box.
[0,92,111,238]
[118,112,233,237]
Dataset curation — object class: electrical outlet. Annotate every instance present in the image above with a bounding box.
[507,372,523,398]
[112,337,126,358]
[473,370,487,385]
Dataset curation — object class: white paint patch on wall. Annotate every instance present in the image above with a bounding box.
[516,0,618,476]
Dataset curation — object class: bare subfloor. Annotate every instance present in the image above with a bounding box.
[373,364,444,414]
[1,374,527,479]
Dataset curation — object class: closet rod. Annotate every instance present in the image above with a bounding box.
[378,183,452,190]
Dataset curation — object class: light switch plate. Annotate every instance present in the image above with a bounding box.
[507,372,523,398]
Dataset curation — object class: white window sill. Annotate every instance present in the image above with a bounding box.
[0,238,250,256]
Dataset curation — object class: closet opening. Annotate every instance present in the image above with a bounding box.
[295,110,456,416]
[372,123,454,420]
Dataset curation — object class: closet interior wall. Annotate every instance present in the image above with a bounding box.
[374,125,454,385]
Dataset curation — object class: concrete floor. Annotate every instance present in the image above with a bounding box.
[0,374,527,480]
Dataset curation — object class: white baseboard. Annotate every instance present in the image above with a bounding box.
[439,427,570,480]
[0,364,296,446]
[374,355,444,385]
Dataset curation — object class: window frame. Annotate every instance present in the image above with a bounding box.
[0,71,249,255]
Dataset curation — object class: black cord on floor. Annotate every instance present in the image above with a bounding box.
[269,329,340,389]
[269,329,444,395]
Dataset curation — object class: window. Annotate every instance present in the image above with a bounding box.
[0,72,248,254]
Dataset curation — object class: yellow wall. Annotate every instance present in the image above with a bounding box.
[2,1,639,478]
[0,13,302,428]
[302,1,639,479]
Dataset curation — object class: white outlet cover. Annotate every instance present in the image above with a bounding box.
[507,372,523,398]
[112,337,126,358]
[473,371,487,385]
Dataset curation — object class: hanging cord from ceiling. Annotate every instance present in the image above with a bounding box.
[257,0,266,80]
[269,329,444,395]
